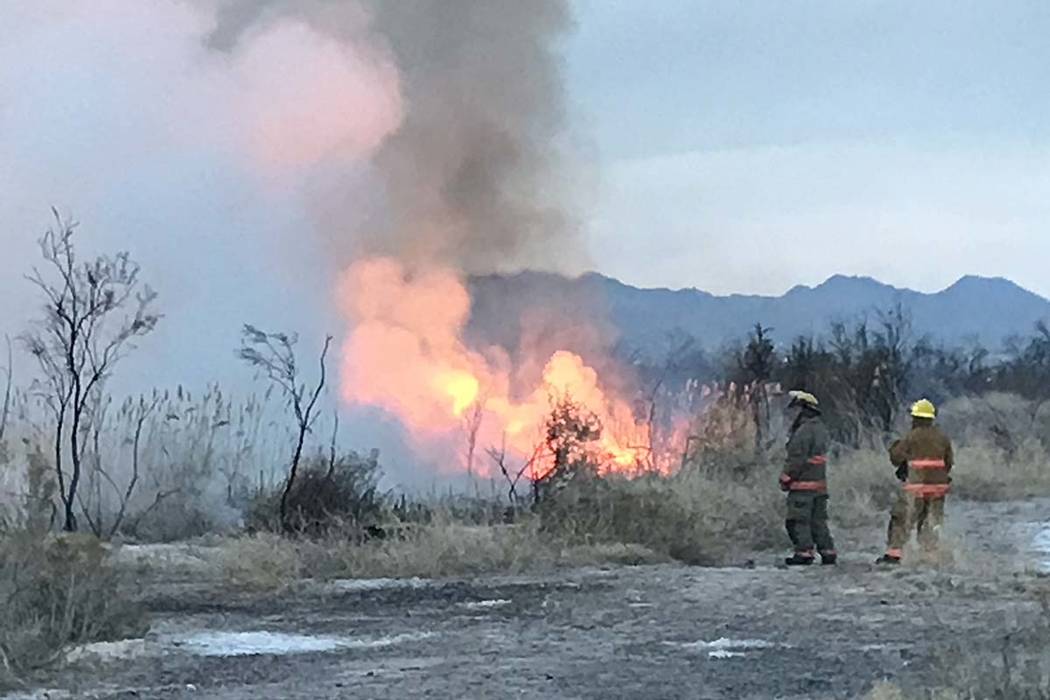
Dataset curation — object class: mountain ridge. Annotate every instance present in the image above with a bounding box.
[466,271,1050,357]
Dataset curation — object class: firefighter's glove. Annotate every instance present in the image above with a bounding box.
[895,464,908,482]
[779,473,792,492]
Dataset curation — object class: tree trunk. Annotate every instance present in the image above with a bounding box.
[65,387,85,533]
[65,425,82,532]
[53,410,78,532]
[279,426,308,531]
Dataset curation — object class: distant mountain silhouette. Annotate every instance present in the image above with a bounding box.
[467,272,1050,357]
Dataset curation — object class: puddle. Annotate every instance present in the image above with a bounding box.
[669,637,777,659]
[329,577,433,592]
[171,631,434,657]
[1034,525,1050,572]
[66,639,150,663]
[111,544,213,571]
[459,599,511,610]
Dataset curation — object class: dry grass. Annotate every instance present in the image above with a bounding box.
[949,440,1050,501]
[217,518,665,591]
[535,461,785,565]
[535,445,901,564]
[865,585,1050,700]
[936,393,1050,501]
[0,531,148,689]
[214,445,922,591]
[216,533,304,590]
[831,439,1050,505]
[826,448,898,529]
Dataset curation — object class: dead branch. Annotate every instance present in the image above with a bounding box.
[463,399,484,479]
[238,325,333,529]
[325,411,339,480]
[21,211,159,531]
[108,394,160,537]
[0,336,11,445]
[486,436,545,506]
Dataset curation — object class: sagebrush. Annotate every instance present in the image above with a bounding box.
[0,531,147,687]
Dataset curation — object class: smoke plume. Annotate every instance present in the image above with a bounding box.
[207,0,581,274]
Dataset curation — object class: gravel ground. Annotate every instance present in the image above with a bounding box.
[5,499,1049,700]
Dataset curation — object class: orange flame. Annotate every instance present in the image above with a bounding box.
[338,258,669,476]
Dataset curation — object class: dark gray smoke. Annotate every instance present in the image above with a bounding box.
[205,0,581,274]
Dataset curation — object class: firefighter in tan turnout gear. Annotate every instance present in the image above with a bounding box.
[876,399,954,565]
[780,391,837,566]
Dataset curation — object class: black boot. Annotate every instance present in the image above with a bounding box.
[784,553,814,566]
[820,553,838,566]
[875,554,901,566]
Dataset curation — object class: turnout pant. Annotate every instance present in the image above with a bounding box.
[785,492,835,558]
[885,491,945,558]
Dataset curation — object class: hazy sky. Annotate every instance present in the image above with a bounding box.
[2,0,1049,377]
[569,0,1050,295]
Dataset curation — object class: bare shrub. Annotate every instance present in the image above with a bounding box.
[22,211,159,532]
[0,531,147,687]
[247,450,386,536]
[237,325,332,530]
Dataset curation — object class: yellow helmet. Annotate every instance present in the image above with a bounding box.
[788,390,819,409]
[911,398,936,419]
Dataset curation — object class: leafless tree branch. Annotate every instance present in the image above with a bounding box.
[238,325,333,529]
[20,211,160,531]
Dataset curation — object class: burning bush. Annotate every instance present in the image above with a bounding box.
[531,396,780,563]
[0,531,148,686]
[534,394,605,498]
[247,450,387,536]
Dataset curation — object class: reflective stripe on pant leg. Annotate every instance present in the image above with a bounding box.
[786,492,815,553]
[886,489,914,554]
[918,497,945,550]
[811,494,835,555]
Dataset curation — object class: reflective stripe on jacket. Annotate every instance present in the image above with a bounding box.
[890,422,954,498]
[783,414,830,493]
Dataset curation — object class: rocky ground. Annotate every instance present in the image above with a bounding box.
[5,499,1049,700]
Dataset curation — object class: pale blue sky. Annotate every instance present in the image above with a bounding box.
[568,0,1050,294]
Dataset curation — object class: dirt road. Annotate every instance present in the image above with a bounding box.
[7,499,1049,700]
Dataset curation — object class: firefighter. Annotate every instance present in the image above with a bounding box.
[780,390,836,566]
[875,399,954,565]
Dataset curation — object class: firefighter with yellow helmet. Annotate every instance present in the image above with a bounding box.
[780,390,836,566]
[876,398,955,565]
